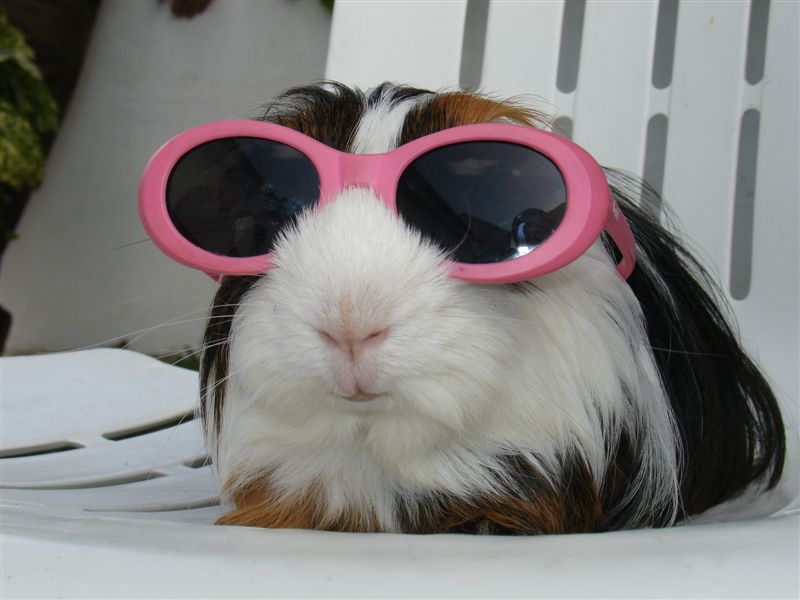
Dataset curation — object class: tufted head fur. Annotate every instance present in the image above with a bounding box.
[200,82,785,534]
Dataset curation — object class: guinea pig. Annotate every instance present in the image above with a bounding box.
[143,82,786,534]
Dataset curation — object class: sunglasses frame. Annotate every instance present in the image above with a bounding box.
[139,120,635,283]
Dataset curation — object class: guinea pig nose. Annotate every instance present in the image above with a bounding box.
[318,328,389,360]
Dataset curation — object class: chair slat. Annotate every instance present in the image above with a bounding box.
[662,1,751,279]
[571,1,659,176]
[1,422,206,488]
[1,469,217,512]
[480,0,564,103]
[0,349,198,454]
[325,0,468,89]
[733,0,799,405]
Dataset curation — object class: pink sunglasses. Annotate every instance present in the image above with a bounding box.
[139,120,635,283]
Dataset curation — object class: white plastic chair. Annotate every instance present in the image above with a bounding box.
[2,1,798,597]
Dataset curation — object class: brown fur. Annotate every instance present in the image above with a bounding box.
[218,476,381,532]
[219,455,606,535]
[219,484,604,534]
[440,493,603,535]
[399,91,550,145]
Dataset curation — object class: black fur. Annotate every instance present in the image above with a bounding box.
[606,170,785,515]
[395,453,606,535]
[200,275,259,441]
[258,82,365,152]
[258,82,433,153]
[367,82,432,108]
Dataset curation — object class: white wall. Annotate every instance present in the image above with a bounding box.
[0,0,332,356]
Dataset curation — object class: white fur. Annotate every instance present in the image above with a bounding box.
[210,91,680,531]
[350,96,424,154]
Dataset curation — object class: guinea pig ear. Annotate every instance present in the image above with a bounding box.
[605,169,786,517]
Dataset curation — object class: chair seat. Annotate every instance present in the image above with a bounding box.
[1,349,797,597]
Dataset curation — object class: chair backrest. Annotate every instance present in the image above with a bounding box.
[1,6,797,595]
[325,0,799,411]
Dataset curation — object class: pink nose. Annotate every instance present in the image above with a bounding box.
[318,328,389,361]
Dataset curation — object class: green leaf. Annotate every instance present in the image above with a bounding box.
[0,10,58,135]
[0,8,59,195]
[0,11,42,80]
[1,62,58,133]
[0,100,44,190]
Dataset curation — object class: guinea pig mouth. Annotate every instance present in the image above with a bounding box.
[342,391,379,403]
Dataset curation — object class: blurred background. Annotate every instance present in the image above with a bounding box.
[0,0,333,361]
[0,0,797,416]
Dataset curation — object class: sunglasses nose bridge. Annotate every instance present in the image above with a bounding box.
[338,153,384,190]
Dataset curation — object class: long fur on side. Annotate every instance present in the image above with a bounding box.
[605,171,785,516]
[200,83,785,534]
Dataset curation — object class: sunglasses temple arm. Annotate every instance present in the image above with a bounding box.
[604,200,637,279]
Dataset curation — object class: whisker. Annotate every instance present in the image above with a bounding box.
[154,340,231,365]
[116,316,230,349]
[110,239,151,251]
[76,312,235,352]
[649,346,729,359]
[203,359,250,398]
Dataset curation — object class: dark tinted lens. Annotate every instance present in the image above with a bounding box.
[166,137,320,257]
[396,141,567,263]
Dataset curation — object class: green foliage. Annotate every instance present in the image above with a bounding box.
[0,10,58,192]
[0,99,43,189]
